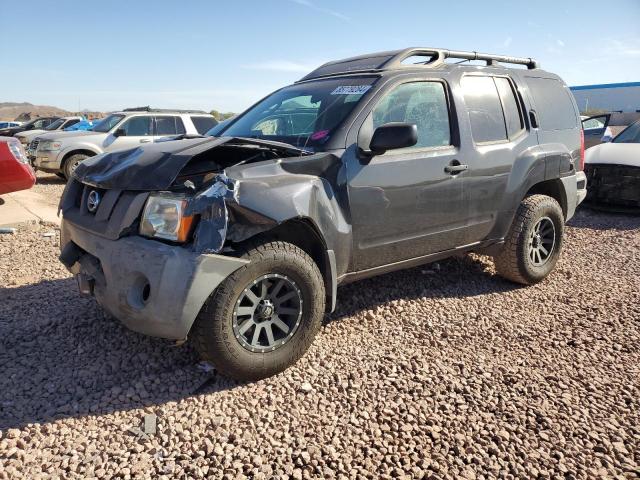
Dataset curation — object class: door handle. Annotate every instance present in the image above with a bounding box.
[139,139,151,143]
[444,163,468,174]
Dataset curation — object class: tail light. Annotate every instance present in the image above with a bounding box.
[579,129,585,171]
[7,138,29,165]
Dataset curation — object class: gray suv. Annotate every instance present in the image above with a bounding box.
[32,108,217,179]
[59,48,587,380]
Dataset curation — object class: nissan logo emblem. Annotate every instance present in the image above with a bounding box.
[87,190,101,213]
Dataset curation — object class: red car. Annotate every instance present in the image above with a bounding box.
[0,136,36,195]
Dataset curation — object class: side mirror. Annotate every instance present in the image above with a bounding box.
[369,123,418,156]
[113,128,126,137]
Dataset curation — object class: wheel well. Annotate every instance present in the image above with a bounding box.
[62,149,96,165]
[526,179,567,218]
[249,219,333,311]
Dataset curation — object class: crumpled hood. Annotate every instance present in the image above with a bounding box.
[585,143,640,168]
[72,136,309,190]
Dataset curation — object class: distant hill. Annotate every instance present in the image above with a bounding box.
[0,102,104,121]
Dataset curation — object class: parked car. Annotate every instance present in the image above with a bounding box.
[0,121,22,129]
[0,137,36,195]
[581,114,613,147]
[32,108,217,179]
[59,47,587,380]
[0,116,60,137]
[15,116,84,147]
[584,119,640,210]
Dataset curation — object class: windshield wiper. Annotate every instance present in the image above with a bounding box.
[231,137,313,156]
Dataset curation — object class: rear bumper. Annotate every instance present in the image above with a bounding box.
[60,219,248,339]
[560,170,587,221]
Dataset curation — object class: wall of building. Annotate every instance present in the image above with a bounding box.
[570,82,640,114]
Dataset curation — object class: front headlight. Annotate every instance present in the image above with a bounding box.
[139,194,194,242]
[38,140,63,152]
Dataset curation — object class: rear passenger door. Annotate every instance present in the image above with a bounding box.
[154,116,186,138]
[459,74,535,243]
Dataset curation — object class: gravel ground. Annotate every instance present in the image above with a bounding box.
[0,184,639,479]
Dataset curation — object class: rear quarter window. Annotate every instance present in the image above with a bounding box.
[191,116,218,134]
[526,77,577,130]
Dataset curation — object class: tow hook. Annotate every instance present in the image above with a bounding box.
[76,273,95,297]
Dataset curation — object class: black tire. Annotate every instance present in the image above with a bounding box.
[493,194,564,285]
[191,240,325,381]
[63,153,90,180]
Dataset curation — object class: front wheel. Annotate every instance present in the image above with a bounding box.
[63,153,90,180]
[493,194,564,285]
[191,241,325,381]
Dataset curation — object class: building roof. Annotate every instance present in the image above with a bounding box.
[570,82,640,91]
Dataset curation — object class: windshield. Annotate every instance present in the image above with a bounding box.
[45,118,65,131]
[91,114,125,133]
[219,77,377,151]
[613,120,640,143]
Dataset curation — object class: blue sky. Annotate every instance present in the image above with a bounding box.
[1,0,639,113]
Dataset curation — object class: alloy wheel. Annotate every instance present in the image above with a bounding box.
[232,274,303,352]
[528,216,556,266]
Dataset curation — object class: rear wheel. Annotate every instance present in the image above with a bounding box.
[493,194,564,285]
[191,240,325,381]
[63,153,90,180]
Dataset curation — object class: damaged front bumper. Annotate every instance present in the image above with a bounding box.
[60,219,248,339]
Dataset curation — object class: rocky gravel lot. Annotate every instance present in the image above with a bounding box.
[0,177,639,479]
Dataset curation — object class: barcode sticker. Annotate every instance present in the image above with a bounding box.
[331,85,372,95]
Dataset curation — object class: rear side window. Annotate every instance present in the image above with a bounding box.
[154,116,186,135]
[460,76,507,143]
[494,77,524,138]
[526,77,577,130]
[191,116,218,134]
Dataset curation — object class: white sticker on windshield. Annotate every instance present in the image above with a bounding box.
[331,85,372,95]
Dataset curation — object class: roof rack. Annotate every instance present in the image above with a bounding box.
[121,106,208,114]
[298,47,539,82]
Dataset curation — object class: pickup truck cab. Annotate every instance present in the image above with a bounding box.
[59,48,587,380]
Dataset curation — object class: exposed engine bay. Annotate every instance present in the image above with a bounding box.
[66,136,349,259]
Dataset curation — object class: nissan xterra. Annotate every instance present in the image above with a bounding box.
[59,48,588,380]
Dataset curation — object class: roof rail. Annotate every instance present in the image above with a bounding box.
[298,47,539,82]
[121,106,209,114]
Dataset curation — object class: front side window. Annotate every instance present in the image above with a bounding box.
[583,117,605,130]
[92,114,124,133]
[220,77,377,151]
[154,116,186,135]
[372,81,451,149]
[613,120,640,143]
[461,75,508,143]
[121,116,153,136]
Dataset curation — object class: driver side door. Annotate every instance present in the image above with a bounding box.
[105,115,154,151]
[346,79,467,271]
